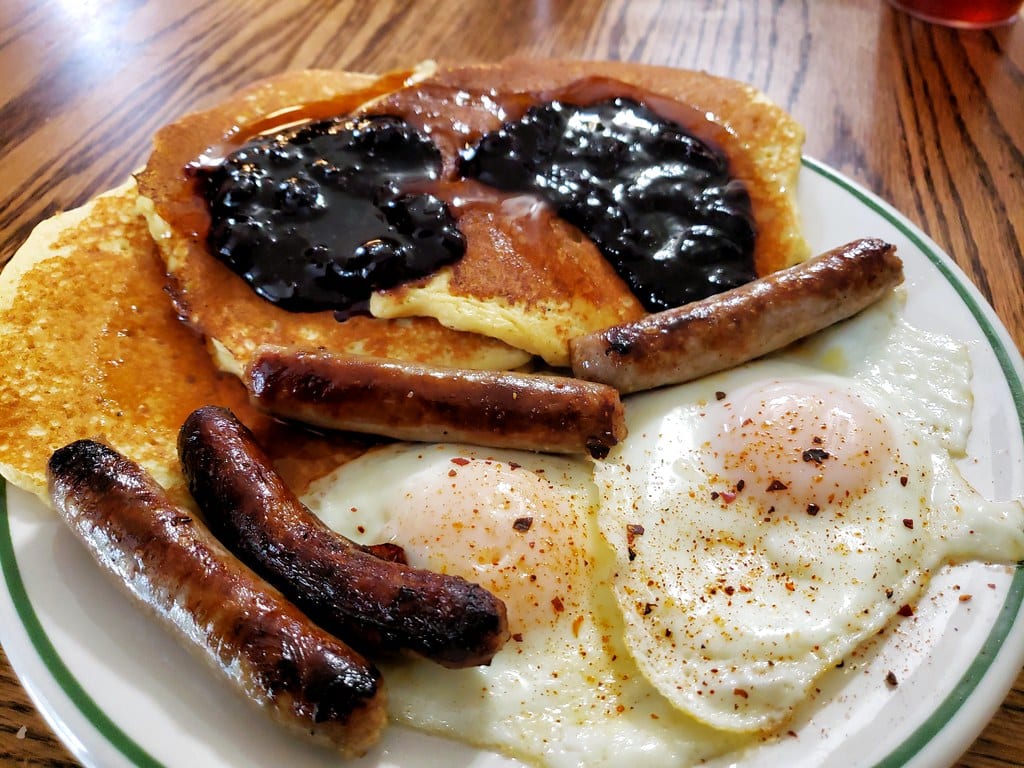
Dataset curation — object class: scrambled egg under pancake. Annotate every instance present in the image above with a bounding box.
[135,68,532,379]
[0,182,365,508]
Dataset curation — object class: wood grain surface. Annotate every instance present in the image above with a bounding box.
[1,0,1022,766]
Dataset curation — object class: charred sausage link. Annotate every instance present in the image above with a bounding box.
[47,439,386,756]
[178,406,510,668]
[569,238,905,393]
[244,350,627,459]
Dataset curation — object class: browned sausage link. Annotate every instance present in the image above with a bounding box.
[569,238,904,394]
[46,440,386,756]
[245,350,627,458]
[178,405,510,668]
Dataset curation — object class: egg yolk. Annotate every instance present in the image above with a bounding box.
[380,457,589,635]
[712,379,894,516]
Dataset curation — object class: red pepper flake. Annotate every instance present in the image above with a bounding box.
[512,633,524,642]
[959,594,973,602]
[721,490,737,503]
[508,461,521,470]
[513,517,533,532]
[450,457,471,466]
[885,671,899,687]
[766,479,788,492]
[902,518,914,529]
[897,604,914,617]
[802,448,831,464]
[733,688,749,699]
[724,585,735,596]
[356,525,365,534]
[447,469,457,477]
[900,475,909,486]
[551,597,565,613]
[806,503,820,516]
[715,390,727,401]
[785,582,796,591]
[626,523,645,561]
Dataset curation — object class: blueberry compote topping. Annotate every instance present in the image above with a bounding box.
[199,115,464,317]
[460,98,756,312]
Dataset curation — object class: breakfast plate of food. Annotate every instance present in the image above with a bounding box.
[0,58,1021,768]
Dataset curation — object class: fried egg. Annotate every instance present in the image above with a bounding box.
[301,293,1024,765]
[595,292,1024,732]
[304,444,750,767]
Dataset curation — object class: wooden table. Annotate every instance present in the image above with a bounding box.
[1,0,1022,765]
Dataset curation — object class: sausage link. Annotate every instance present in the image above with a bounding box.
[245,350,627,458]
[569,238,904,393]
[178,406,510,668]
[47,440,386,756]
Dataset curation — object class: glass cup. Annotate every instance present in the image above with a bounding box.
[888,0,1023,27]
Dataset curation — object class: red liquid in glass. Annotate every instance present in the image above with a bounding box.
[890,0,1022,27]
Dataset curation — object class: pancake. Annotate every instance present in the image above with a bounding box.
[370,180,647,366]
[1,58,810,505]
[135,67,533,378]
[136,60,807,372]
[0,181,366,508]
[367,59,808,365]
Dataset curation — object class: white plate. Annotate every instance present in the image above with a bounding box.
[1,158,1023,768]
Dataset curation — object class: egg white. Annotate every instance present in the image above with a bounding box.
[300,293,1024,764]
[595,293,1024,732]
[303,444,751,767]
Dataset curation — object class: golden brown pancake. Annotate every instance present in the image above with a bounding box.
[0,182,367,508]
[135,67,533,378]
[361,59,808,365]
[422,57,809,279]
[136,59,807,373]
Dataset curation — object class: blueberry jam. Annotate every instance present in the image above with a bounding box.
[460,98,756,312]
[199,115,464,316]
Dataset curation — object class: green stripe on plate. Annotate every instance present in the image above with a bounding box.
[801,156,1024,768]
[0,480,164,767]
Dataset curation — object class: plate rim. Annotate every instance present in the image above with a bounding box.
[0,156,1022,768]
[800,156,1024,768]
